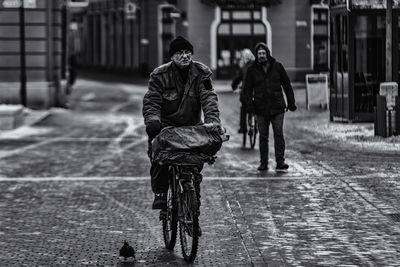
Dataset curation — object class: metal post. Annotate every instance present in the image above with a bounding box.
[137,3,141,75]
[19,0,27,106]
[386,0,393,81]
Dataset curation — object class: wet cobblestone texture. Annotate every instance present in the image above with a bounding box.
[1,178,399,266]
[0,79,400,266]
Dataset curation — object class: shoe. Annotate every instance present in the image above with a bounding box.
[257,163,268,171]
[152,193,167,210]
[276,162,289,172]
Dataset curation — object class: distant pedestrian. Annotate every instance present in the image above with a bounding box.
[142,36,221,227]
[243,42,296,172]
[231,48,255,134]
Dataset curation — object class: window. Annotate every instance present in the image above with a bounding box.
[232,11,251,20]
[232,23,251,34]
[313,7,329,71]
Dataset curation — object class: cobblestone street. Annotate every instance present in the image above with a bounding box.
[0,78,399,266]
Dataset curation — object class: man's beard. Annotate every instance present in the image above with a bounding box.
[258,57,267,64]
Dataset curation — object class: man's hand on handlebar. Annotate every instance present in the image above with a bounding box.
[203,122,229,142]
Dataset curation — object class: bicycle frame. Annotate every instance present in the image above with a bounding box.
[169,164,196,195]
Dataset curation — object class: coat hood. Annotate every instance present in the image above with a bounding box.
[254,42,273,62]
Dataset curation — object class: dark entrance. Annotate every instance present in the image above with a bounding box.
[329,4,399,122]
[216,9,266,79]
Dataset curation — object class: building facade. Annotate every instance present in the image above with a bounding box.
[0,0,70,108]
[329,0,400,122]
[71,0,329,81]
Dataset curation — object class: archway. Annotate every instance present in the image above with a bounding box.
[213,7,270,79]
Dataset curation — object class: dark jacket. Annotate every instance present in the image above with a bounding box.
[143,61,220,127]
[243,43,295,116]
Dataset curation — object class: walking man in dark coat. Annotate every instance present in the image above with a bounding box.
[243,42,296,172]
[142,36,221,214]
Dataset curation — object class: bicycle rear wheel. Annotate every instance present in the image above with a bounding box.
[162,182,177,250]
[179,183,199,262]
[248,113,257,149]
[249,115,257,149]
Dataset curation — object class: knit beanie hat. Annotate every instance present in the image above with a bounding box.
[168,36,194,57]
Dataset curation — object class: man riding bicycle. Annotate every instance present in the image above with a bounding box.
[142,36,221,228]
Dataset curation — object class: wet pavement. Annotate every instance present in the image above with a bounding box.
[0,77,399,266]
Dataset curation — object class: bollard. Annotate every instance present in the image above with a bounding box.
[386,108,395,136]
[377,82,399,137]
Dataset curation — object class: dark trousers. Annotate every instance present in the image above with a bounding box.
[256,113,285,165]
[150,162,203,211]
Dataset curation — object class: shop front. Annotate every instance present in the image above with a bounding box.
[329,0,400,122]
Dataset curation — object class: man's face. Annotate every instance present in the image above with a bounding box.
[171,50,193,68]
[257,49,267,63]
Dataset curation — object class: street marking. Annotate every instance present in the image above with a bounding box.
[0,136,67,159]
[0,137,142,142]
[0,174,397,182]
[77,135,148,176]
[110,95,142,113]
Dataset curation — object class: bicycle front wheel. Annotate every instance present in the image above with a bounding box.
[179,183,199,262]
[162,182,178,250]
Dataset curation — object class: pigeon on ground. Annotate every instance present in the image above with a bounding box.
[119,240,135,261]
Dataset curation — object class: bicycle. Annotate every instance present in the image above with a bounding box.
[158,126,229,262]
[162,161,206,262]
[242,112,258,149]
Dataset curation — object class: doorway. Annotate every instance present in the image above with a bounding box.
[216,9,267,79]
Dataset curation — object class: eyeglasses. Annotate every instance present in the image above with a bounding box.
[175,50,192,57]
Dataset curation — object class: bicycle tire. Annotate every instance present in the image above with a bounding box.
[249,116,257,149]
[162,182,178,250]
[179,183,199,262]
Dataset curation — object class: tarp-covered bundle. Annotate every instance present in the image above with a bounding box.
[152,125,223,165]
